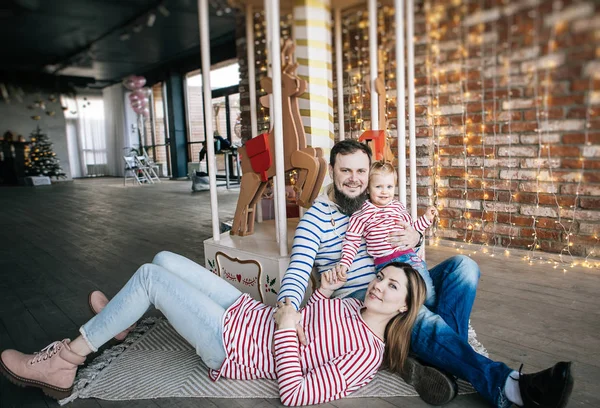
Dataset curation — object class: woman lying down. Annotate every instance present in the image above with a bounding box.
[0,251,426,406]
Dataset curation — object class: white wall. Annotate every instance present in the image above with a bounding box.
[1,93,71,179]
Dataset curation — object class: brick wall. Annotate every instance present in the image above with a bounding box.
[236,1,599,259]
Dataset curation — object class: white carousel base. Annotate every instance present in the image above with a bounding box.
[204,219,316,306]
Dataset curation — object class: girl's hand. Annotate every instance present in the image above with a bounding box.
[320,265,348,294]
[425,206,439,222]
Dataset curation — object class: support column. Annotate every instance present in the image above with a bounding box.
[164,72,189,179]
[293,0,334,156]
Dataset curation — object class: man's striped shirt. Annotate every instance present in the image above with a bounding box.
[277,194,375,309]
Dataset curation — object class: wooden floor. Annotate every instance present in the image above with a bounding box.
[0,178,598,408]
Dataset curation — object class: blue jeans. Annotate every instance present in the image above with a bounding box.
[80,251,242,370]
[374,251,436,308]
[411,255,513,408]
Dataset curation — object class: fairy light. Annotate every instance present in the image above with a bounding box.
[461,0,471,246]
[539,2,573,266]
[478,0,488,248]
[425,0,438,241]
[527,4,543,263]
[504,3,515,256]
[489,4,499,256]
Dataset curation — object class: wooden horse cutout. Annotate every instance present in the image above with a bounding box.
[361,49,394,162]
[231,39,327,236]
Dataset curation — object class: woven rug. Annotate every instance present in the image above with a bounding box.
[60,318,487,404]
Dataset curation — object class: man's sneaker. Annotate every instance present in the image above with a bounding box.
[519,361,574,408]
[88,290,136,341]
[402,356,458,405]
[0,339,85,399]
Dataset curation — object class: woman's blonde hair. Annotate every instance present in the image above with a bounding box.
[369,161,397,185]
[381,262,427,374]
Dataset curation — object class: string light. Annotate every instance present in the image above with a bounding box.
[332,1,598,269]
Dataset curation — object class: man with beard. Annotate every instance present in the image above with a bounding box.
[277,139,573,408]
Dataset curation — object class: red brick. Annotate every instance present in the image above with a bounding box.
[571,79,600,92]
[540,146,581,157]
[539,240,569,254]
[440,147,466,156]
[440,168,467,177]
[536,217,569,229]
[505,122,539,132]
[497,214,534,227]
[561,159,600,169]
[568,107,599,119]
[524,109,563,121]
[521,228,561,240]
[562,133,600,144]
[416,127,431,137]
[434,117,450,126]
[580,197,600,209]
[501,237,535,248]
[438,189,463,199]
[466,101,496,113]
[572,235,600,246]
[546,95,585,107]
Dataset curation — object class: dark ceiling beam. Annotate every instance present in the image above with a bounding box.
[0,70,95,92]
[120,31,237,88]
[50,0,165,75]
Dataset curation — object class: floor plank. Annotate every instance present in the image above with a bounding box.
[0,178,596,408]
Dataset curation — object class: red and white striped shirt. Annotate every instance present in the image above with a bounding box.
[209,290,385,406]
[340,200,432,269]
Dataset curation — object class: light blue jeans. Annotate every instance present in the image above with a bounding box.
[80,251,242,370]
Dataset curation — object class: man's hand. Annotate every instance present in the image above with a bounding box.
[388,221,421,249]
[274,298,307,345]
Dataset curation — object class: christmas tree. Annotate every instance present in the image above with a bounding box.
[25,126,66,179]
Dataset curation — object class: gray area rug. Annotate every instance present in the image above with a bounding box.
[60,318,487,404]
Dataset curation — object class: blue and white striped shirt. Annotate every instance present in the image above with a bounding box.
[278,194,375,310]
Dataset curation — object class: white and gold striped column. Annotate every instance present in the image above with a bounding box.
[293,0,334,155]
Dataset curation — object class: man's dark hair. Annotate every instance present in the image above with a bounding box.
[330,139,372,168]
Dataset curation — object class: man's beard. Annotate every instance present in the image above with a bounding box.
[333,183,367,216]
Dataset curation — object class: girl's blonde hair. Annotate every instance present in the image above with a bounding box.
[369,161,397,185]
[380,262,427,375]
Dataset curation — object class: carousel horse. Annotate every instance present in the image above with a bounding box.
[230,40,327,236]
[361,49,395,162]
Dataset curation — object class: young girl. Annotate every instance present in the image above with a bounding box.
[332,161,438,306]
[0,251,426,407]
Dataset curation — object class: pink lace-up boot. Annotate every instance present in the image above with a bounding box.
[0,339,85,399]
[88,290,136,341]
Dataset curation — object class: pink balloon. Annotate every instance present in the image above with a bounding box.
[129,93,141,103]
[132,89,146,100]
[131,76,146,89]
[141,107,150,118]
[133,105,144,114]
[123,75,138,90]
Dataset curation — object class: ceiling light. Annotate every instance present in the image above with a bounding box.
[158,5,170,17]
[120,32,131,41]
[147,13,156,27]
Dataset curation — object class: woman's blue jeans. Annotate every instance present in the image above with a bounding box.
[80,251,242,370]
[411,255,513,408]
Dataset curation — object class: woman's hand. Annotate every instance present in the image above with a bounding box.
[388,221,421,249]
[320,265,348,297]
[274,297,302,330]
